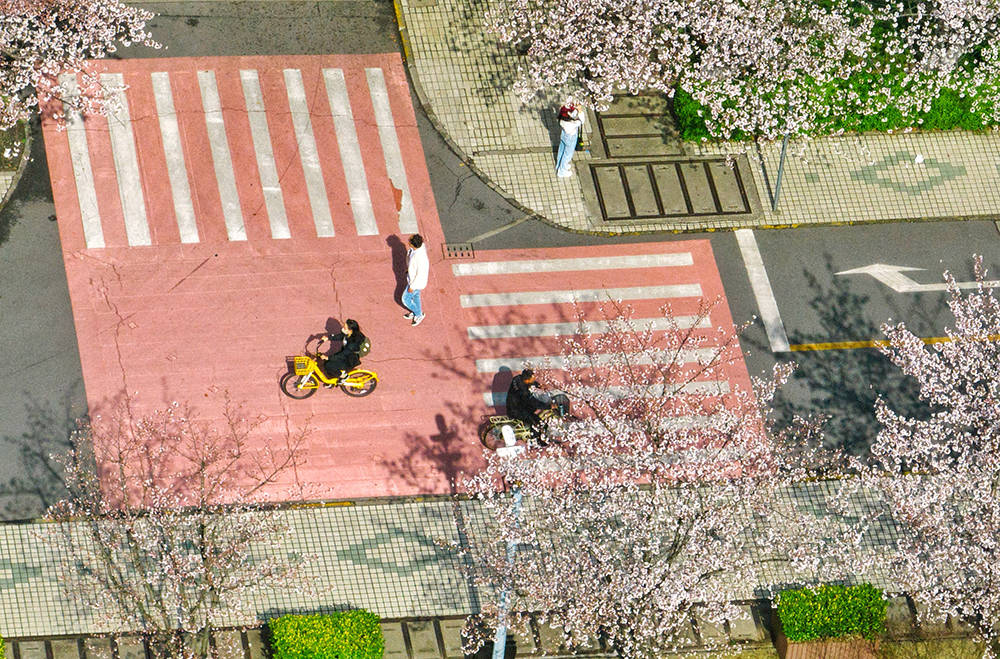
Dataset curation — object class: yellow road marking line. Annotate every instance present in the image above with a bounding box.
[789,334,1000,352]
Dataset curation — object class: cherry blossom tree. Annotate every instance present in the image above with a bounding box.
[460,301,837,658]
[487,0,1000,139]
[42,392,311,659]
[831,256,1000,657]
[0,0,160,129]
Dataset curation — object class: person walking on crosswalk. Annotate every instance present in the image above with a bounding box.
[402,234,429,326]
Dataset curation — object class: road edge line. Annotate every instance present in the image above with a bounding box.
[734,229,790,353]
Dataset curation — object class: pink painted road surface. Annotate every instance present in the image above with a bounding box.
[43,54,751,501]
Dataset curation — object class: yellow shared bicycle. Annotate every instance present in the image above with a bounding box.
[280,349,378,399]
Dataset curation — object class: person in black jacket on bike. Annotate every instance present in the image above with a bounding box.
[506,369,553,433]
[319,319,366,380]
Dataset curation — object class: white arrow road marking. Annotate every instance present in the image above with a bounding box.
[836,264,1000,293]
[735,229,790,353]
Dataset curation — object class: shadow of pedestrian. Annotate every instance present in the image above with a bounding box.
[541,108,561,161]
[386,235,408,310]
[323,317,343,335]
[488,366,513,412]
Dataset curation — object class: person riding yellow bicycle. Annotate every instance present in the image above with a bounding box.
[280,320,377,399]
[317,318,367,382]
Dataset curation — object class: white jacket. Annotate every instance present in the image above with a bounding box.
[407,244,429,290]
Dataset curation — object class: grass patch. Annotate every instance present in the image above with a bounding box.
[0,122,27,170]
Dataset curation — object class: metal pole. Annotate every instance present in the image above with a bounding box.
[492,484,523,659]
[771,133,789,212]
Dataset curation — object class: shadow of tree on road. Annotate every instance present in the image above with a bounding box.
[0,385,82,520]
[762,254,932,458]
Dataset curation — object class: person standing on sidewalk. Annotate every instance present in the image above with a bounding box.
[402,233,429,326]
[555,102,584,178]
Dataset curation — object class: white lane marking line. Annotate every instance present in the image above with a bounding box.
[323,68,378,236]
[460,284,703,308]
[366,67,417,234]
[151,72,199,243]
[453,252,693,276]
[467,315,710,339]
[240,70,290,239]
[197,70,246,241]
[100,73,151,246]
[475,348,719,373]
[283,69,334,238]
[59,74,104,249]
[735,229,789,353]
[483,382,729,407]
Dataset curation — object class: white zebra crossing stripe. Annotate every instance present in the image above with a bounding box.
[241,70,290,239]
[101,74,151,246]
[483,382,729,407]
[283,69,335,238]
[323,68,379,236]
[197,70,246,241]
[466,315,710,339]
[453,252,694,276]
[460,284,703,308]
[366,67,417,234]
[59,74,104,249]
[475,348,720,373]
[151,72,199,244]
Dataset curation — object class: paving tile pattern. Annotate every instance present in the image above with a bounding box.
[397,0,1000,233]
[0,480,909,639]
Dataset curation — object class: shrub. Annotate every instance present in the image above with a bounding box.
[268,611,385,659]
[672,78,999,140]
[777,583,887,642]
[672,88,712,142]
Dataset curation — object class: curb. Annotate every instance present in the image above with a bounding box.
[0,122,32,213]
[391,3,1000,237]
[391,0,576,239]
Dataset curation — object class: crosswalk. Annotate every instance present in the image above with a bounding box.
[46,56,422,249]
[452,243,750,414]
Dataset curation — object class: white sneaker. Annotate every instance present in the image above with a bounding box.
[403,311,414,319]
[412,314,426,326]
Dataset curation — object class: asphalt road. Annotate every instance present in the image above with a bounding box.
[0,126,86,519]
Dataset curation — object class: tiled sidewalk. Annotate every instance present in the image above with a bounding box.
[395,0,1000,233]
[0,481,896,638]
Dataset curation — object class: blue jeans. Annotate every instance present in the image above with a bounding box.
[402,288,423,317]
[556,129,578,175]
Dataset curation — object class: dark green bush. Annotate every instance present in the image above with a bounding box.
[777,583,887,642]
[671,88,711,141]
[268,611,385,659]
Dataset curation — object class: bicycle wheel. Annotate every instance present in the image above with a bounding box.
[480,422,501,448]
[340,371,377,397]
[280,372,318,399]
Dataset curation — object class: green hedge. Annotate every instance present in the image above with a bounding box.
[673,80,999,141]
[777,583,887,642]
[268,611,385,659]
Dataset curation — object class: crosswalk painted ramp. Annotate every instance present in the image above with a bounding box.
[44,54,424,250]
[452,242,753,414]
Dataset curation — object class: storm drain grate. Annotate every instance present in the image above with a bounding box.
[590,158,751,222]
[443,243,475,259]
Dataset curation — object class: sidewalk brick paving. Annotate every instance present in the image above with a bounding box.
[396,0,1000,233]
[0,482,896,639]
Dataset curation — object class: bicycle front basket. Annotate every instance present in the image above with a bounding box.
[293,356,312,375]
